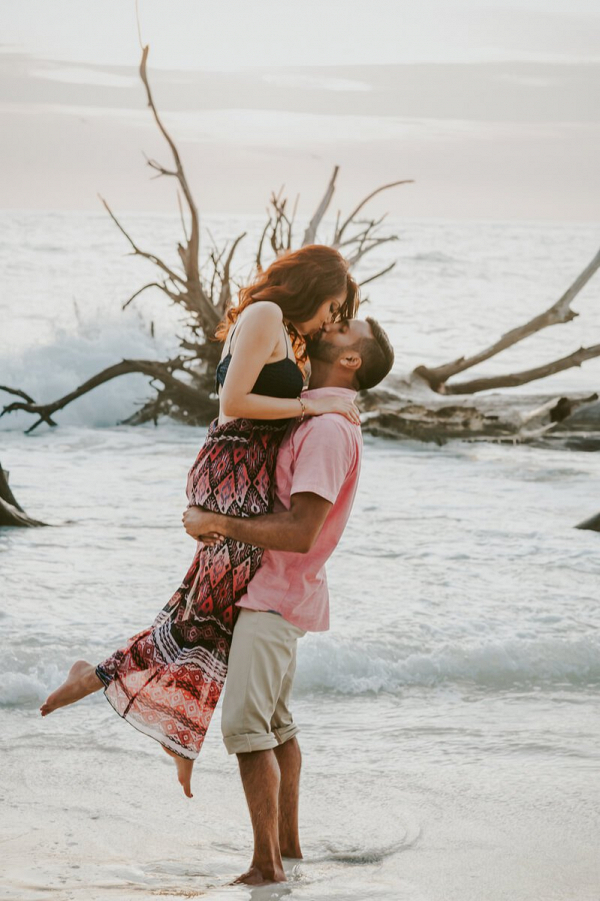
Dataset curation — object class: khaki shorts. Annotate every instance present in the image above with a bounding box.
[221,608,306,754]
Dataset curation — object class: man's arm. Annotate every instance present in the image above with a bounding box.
[182,492,332,554]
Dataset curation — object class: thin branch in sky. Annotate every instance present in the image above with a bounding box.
[135,0,144,51]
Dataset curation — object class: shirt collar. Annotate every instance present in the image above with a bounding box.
[302,386,357,401]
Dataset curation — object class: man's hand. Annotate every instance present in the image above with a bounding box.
[182,492,332,554]
[182,506,224,545]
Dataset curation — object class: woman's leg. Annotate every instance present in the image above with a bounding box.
[40,423,283,794]
[40,661,103,716]
[162,748,194,799]
[39,659,196,796]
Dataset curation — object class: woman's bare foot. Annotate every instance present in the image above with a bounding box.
[231,864,286,886]
[40,661,102,716]
[162,747,194,798]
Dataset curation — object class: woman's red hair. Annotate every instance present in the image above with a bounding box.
[215,245,359,361]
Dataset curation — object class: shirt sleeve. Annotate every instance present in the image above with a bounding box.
[289,416,357,504]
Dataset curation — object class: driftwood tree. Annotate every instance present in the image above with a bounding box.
[0,47,409,434]
[2,45,600,447]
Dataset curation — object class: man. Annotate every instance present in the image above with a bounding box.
[183,315,394,886]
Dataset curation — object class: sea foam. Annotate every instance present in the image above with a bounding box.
[2,633,598,707]
[295,633,600,694]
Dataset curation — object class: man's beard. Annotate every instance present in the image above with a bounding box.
[305,332,339,363]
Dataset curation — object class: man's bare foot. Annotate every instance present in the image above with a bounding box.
[162,747,194,798]
[231,864,286,886]
[280,846,303,860]
[40,661,102,716]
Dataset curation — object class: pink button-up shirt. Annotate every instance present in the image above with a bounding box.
[237,387,363,632]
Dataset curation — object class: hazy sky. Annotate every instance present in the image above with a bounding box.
[1,0,599,219]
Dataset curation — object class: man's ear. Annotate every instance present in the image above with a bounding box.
[339,351,362,373]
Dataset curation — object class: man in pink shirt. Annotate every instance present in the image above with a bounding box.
[183,316,394,885]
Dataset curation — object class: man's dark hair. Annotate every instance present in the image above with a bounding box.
[355,317,395,390]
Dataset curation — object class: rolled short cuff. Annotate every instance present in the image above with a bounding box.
[272,722,300,746]
[224,723,300,756]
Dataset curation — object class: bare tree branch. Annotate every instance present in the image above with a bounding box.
[444,344,600,395]
[302,165,339,246]
[0,385,36,404]
[122,281,166,310]
[289,194,299,250]
[0,358,197,433]
[416,245,600,390]
[100,196,187,287]
[256,218,271,272]
[207,249,222,304]
[217,232,247,315]
[346,234,399,267]
[144,154,178,178]
[268,193,294,254]
[333,180,413,246]
[176,191,189,243]
[0,386,58,428]
[137,47,223,333]
[336,213,388,250]
[138,46,199,268]
[178,337,212,355]
[359,261,397,287]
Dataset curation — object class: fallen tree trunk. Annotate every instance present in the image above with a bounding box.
[359,377,600,445]
[0,463,46,527]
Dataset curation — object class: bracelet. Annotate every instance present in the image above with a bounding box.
[297,396,306,422]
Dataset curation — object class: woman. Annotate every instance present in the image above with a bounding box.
[40,244,360,797]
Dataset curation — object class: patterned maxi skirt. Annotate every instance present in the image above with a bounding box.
[96,417,288,759]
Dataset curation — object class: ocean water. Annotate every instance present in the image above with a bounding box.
[1,214,600,900]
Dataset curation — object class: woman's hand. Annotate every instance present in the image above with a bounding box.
[198,532,225,547]
[304,395,361,425]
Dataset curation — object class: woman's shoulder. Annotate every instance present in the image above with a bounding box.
[236,301,283,330]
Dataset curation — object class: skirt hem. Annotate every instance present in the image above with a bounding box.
[100,687,200,761]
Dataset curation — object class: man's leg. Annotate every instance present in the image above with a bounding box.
[234,749,285,885]
[270,641,303,859]
[222,609,305,885]
[274,737,303,859]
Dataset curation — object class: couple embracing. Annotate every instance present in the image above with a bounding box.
[41,244,394,886]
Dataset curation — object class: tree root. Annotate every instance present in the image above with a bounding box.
[0,463,46,527]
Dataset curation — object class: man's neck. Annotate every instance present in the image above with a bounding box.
[307,360,357,391]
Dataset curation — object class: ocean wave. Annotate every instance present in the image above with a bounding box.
[0,308,179,431]
[0,663,64,706]
[295,633,600,694]
[2,633,598,707]
[0,292,183,431]
[0,655,107,707]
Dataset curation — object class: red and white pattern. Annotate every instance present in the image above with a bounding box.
[96,417,287,759]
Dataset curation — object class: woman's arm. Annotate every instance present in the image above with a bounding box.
[219,303,360,424]
[218,303,305,421]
